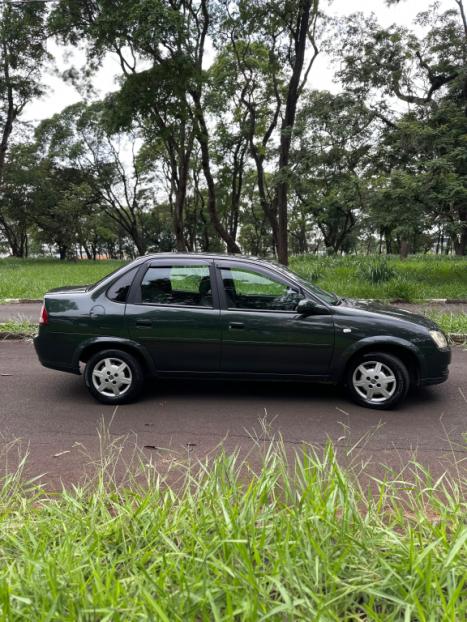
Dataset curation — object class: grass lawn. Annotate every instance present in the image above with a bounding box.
[0,444,465,620]
[289,255,467,301]
[0,258,125,300]
[0,255,466,302]
[0,319,37,338]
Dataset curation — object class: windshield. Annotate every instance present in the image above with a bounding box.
[270,263,339,305]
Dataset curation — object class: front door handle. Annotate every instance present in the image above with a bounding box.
[229,322,244,330]
[136,319,152,327]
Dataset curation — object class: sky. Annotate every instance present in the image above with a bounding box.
[24,0,454,123]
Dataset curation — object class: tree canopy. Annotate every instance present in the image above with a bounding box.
[0,0,466,260]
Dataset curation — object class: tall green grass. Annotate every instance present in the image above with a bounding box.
[0,258,125,300]
[290,255,467,301]
[0,439,465,620]
[0,255,466,301]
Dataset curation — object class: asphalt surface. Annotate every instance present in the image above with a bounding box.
[0,340,466,489]
[1,301,466,323]
[0,303,42,322]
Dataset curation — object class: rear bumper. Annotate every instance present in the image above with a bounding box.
[34,334,80,375]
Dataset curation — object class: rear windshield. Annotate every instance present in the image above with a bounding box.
[87,263,133,291]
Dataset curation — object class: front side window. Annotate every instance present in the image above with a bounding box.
[221,267,302,311]
[141,265,212,307]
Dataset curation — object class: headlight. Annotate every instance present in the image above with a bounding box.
[429,330,448,349]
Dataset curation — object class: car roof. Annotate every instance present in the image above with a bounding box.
[141,252,274,266]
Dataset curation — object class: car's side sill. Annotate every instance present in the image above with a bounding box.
[155,371,334,383]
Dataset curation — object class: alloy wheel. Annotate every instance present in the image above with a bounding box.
[352,360,397,404]
[91,357,133,398]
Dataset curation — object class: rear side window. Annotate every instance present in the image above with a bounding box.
[107,267,139,303]
[141,265,212,307]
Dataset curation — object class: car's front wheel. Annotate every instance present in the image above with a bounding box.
[346,352,410,410]
[84,349,144,404]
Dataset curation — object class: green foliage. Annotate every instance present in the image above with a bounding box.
[289,255,467,301]
[1,255,466,302]
[0,319,36,338]
[357,258,396,284]
[0,259,125,300]
[426,311,467,336]
[2,0,467,261]
[0,443,465,620]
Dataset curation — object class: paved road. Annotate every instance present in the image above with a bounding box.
[0,341,465,488]
[0,303,42,322]
[1,301,466,324]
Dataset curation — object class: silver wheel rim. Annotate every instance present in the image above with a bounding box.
[91,357,132,398]
[352,360,397,404]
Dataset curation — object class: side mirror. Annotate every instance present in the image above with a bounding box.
[296,298,318,316]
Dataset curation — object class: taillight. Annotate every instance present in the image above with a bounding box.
[39,304,48,326]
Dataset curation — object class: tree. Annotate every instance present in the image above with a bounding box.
[291,91,376,254]
[0,1,49,253]
[50,0,241,253]
[36,102,151,255]
[0,1,48,177]
[218,0,322,264]
[0,143,34,256]
[328,0,467,254]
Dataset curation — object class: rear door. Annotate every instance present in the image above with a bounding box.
[216,261,335,376]
[126,259,221,372]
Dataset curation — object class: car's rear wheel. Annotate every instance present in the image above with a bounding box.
[346,352,410,410]
[85,349,144,404]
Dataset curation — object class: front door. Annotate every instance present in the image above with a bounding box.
[216,262,334,376]
[126,260,221,372]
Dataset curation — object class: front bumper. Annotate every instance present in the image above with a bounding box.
[419,347,451,386]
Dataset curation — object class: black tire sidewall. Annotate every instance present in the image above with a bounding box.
[85,349,144,405]
[346,352,410,410]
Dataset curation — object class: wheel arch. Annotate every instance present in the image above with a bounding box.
[73,338,156,376]
[338,338,422,387]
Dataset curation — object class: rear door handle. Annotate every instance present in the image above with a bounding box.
[136,319,152,327]
[229,322,244,330]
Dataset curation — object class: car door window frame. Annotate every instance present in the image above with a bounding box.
[214,260,307,314]
[127,258,220,310]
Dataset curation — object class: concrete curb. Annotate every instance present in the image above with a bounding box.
[448,333,467,345]
[371,298,467,305]
[1,298,42,304]
[0,333,34,340]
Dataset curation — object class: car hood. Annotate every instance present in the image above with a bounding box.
[337,298,438,330]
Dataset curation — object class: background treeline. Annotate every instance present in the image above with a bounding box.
[0,0,466,264]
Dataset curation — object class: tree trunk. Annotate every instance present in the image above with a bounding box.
[191,92,240,253]
[58,245,67,261]
[453,232,466,256]
[399,239,410,259]
[275,0,315,266]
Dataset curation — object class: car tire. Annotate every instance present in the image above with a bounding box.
[345,352,410,410]
[84,349,144,405]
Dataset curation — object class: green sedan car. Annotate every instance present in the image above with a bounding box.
[34,254,451,409]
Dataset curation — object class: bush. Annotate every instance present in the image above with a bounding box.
[357,258,396,283]
[384,277,418,301]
